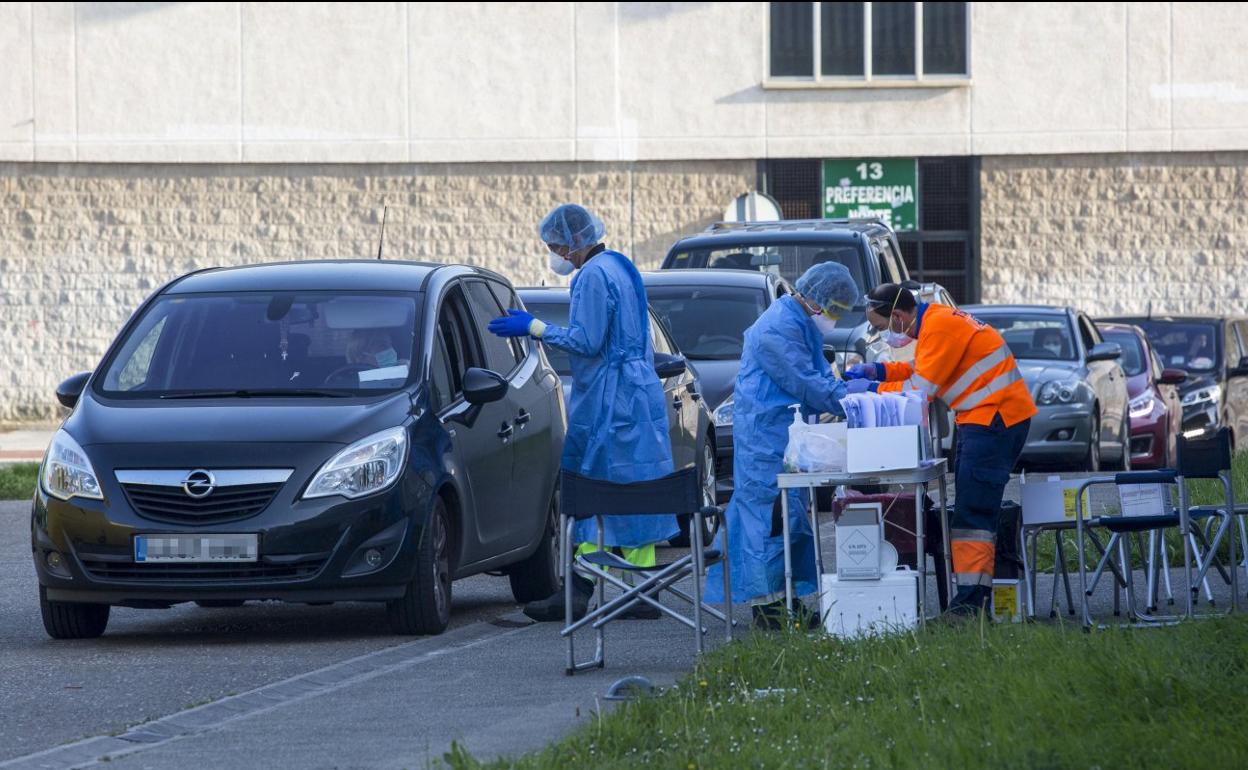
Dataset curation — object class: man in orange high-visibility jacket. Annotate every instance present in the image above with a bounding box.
[844,284,1037,614]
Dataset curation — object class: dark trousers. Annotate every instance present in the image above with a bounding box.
[949,414,1031,610]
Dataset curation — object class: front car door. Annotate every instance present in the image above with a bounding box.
[433,282,516,559]
[650,311,696,471]
[1078,312,1126,447]
[1226,320,1248,446]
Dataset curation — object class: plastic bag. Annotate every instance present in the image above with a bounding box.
[784,406,848,472]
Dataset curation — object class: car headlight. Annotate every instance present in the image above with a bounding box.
[303,426,408,500]
[42,430,103,501]
[1128,392,1156,419]
[1181,387,1220,406]
[713,398,734,428]
[1037,380,1080,406]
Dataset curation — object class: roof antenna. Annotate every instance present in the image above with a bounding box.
[376,203,388,260]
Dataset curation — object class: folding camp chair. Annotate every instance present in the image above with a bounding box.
[558,467,732,675]
[1075,428,1239,628]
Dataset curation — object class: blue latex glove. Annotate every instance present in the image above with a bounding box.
[488,308,536,338]
[846,363,885,381]
[845,378,874,394]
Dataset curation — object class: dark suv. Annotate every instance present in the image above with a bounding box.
[660,219,910,371]
[1099,314,1248,448]
[33,261,565,639]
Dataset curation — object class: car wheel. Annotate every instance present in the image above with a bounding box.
[508,496,561,604]
[1081,414,1101,472]
[39,586,109,639]
[1112,416,1132,471]
[669,441,718,548]
[195,600,245,608]
[387,496,452,635]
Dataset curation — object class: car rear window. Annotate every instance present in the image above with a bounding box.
[97,292,421,398]
[666,241,866,291]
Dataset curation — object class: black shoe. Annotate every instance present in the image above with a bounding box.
[618,600,662,620]
[523,575,593,623]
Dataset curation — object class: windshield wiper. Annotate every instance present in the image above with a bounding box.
[159,388,354,400]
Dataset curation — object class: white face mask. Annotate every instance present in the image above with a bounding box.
[548,250,576,276]
[882,315,914,348]
[1043,343,1062,356]
[812,314,838,335]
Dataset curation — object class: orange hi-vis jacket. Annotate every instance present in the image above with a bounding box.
[877,304,1038,427]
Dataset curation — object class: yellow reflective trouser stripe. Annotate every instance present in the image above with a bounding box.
[956,572,994,587]
[954,368,1024,412]
[942,344,1011,405]
[575,542,657,569]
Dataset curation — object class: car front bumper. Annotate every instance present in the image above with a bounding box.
[1019,405,1095,465]
[31,476,426,606]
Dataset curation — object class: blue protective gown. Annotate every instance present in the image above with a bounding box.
[539,249,679,547]
[705,295,847,604]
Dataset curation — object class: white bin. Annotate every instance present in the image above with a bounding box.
[819,569,919,639]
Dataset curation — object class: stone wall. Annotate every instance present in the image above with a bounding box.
[980,153,1248,315]
[0,160,755,425]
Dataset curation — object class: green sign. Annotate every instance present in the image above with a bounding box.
[822,158,918,231]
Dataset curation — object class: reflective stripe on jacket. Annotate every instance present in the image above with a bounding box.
[877,304,1038,428]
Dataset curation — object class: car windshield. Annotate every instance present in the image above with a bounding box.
[666,241,865,290]
[974,313,1077,361]
[97,292,421,398]
[523,302,573,375]
[1129,320,1221,373]
[646,286,767,361]
[1100,329,1147,376]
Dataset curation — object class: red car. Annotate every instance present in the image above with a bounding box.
[1097,323,1187,469]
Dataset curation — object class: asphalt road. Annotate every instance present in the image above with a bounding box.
[0,499,529,763]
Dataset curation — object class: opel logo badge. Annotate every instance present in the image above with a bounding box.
[182,470,216,499]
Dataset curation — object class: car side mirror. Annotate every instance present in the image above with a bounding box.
[1087,342,1122,363]
[55,372,91,409]
[654,353,687,380]
[462,367,508,405]
[1158,368,1187,386]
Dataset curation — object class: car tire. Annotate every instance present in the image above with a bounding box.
[508,496,561,604]
[1081,413,1102,472]
[1113,416,1132,472]
[195,600,245,608]
[387,496,452,636]
[39,586,109,639]
[669,440,718,548]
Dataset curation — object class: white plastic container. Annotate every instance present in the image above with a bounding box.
[991,579,1023,623]
[836,502,883,580]
[846,425,925,473]
[819,569,919,638]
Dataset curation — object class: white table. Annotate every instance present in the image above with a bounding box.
[776,459,951,623]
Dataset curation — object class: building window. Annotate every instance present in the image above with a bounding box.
[768,2,969,84]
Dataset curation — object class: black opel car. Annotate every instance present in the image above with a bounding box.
[33,261,565,639]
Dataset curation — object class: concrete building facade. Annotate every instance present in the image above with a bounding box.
[2,2,1248,423]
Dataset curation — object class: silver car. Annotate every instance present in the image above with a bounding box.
[961,304,1130,471]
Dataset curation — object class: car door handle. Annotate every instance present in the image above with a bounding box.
[515,409,531,426]
[497,422,514,440]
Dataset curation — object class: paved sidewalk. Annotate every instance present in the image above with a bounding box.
[0,428,53,465]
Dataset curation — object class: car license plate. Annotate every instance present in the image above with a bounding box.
[134,534,259,563]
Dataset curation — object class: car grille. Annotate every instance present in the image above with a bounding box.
[122,482,283,525]
[79,556,326,584]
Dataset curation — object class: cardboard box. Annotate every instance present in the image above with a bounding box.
[991,579,1023,623]
[846,425,925,474]
[836,502,883,580]
[820,570,919,638]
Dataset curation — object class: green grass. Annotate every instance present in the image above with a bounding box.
[0,463,38,500]
[449,616,1248,770]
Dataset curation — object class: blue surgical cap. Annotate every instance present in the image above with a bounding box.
[795,261,859,311]
[538,204,605,252]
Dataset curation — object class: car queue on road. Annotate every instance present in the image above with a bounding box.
[30,210,1245,639]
